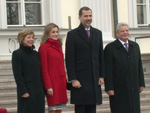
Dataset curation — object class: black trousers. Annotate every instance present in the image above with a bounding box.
[75,104,96,113]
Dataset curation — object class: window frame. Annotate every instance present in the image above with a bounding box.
[6,0,44,27]
[136,0,150,26]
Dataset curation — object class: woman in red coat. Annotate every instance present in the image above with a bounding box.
[39,23,68,113]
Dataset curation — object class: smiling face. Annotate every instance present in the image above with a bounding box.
[79,9,92,28]
[48,27,59,40]
[117,25,129,42]
[23,34,34,47]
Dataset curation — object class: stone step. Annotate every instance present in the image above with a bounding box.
[141,106,150,113]
[5,108,16,113]
[141,98,150,106]
[0,92,17,100]
[0,90,149,105]
[0,85,16,93]
[0,65,12,70]
[0,83,149,95]
[37,104,150,113]
[0,69,13,74]
[0,60,12,69]
[97,106,150,113]
[0,85,149,96]
[0,79,16,86]
[1,94,150,109]
[140,91,150,98]
[2,95,150,113]
[5,106,150,113]
[144,84,150,91]
[101,82,150,91]
[64,98,150,112]
[0,100,17,108]
[145,78,150,83]
[0,73,14,79]
[144,73,150,78]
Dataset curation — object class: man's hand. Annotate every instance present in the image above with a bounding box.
[72,80,82,88]
[140,86,144,93]
[22,93,29,98]
[107,90,114,96]
[99,78,104,85]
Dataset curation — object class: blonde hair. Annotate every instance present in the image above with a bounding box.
[41,23,59,44]
[17,29,34,44]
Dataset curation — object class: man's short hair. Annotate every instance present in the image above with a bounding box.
[116,22,129,32]
[79,6,92,17]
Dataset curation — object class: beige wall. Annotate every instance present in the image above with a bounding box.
[117,0,129,24]
[136,38,150,54]
[61,0,80,29]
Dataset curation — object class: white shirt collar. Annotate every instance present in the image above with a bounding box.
[118,39,128,45]
[85,28,90,31]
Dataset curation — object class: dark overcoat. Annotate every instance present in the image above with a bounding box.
[104,39,145,113]
[12,45,45,113]
[65,23,105,105]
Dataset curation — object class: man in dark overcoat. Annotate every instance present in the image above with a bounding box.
[104,22,145,113]
[65,6,105,113]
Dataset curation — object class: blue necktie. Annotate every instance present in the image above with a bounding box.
[124,43,128,51]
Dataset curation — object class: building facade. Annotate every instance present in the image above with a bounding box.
[0,0,150,60]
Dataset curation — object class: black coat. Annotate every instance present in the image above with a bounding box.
[104,39,145,113]
[65,24,105,105]
[12,45,45,113]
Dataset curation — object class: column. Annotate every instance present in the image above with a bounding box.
[48,0,62,27]
[79,0,114,44]
[0,0,7,29]
[128,0,138,28]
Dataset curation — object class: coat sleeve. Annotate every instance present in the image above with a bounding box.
[137,45,145,87]
[12,51,28,95]
[39,45,52,90]
[99,31,105,78]
[65,32,77,81]
[104,45,114,91]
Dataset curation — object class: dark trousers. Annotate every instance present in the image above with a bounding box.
[75,104,96,113]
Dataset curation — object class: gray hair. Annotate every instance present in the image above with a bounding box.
[116,22,129,32]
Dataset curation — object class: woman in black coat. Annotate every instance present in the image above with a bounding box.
[12,29,45,113]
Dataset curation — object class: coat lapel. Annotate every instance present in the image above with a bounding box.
[115,39,127,53]
[91,27,96,47]
[78,24,92,47]
[115,39,134,53]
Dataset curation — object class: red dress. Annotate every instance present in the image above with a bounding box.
[39,38,68,106]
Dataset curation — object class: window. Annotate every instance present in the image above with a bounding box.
[136,0,150,26]
[6,0,43,26]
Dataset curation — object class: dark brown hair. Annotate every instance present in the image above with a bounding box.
[79,6,92,17]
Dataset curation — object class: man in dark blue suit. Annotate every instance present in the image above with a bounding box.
[65,6,105,113]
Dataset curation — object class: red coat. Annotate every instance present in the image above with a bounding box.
[0,108,7,113]
[39,38,68,106]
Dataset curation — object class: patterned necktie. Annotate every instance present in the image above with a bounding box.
[86,30,90,38]
[124,43,128,51]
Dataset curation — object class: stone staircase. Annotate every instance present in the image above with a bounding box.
[0,54,150,113]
